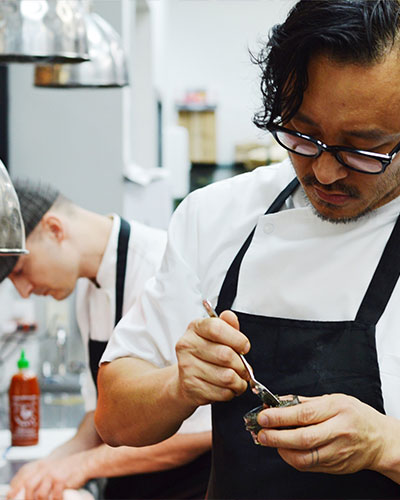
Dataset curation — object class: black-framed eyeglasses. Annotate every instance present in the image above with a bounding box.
[268,124,400,174]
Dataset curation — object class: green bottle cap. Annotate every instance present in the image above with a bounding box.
[17,349,29,369]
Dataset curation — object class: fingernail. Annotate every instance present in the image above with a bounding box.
[242,341,250,354]
[257,430,267,445]
[258,412,269,427]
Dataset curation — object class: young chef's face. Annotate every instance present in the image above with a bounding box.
[286,50,400,223]
[8,217,80,300]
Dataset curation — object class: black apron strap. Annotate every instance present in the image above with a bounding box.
[216,178,299,314]
[88,339,108,389]
[266,177,299,214]
[115,217,131,326]
[89,217,131,388]
[355,213,400,325]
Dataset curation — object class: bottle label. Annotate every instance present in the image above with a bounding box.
[10,394,39,438]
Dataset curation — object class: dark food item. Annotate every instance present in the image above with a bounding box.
[243,395,300,444]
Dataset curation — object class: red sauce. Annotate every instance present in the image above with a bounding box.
[9,369,40,446]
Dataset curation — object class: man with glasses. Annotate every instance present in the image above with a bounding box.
[96,1,400,498]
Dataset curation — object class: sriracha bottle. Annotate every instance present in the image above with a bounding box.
[8,349,40,446]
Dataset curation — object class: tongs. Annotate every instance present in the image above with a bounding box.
[202,300,282,407]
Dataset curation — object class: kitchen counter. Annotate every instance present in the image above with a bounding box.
[0,390,86,494]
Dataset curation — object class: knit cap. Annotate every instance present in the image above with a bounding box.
[0,180,60,282]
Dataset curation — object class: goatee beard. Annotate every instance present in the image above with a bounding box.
[301,173,369,224]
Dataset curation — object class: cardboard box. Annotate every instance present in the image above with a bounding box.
[178,108,217,164]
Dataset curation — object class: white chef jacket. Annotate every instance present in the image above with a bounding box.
[102,160,400,419]
[76,215,167,412]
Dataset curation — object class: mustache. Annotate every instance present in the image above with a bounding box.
[302,174,361,198]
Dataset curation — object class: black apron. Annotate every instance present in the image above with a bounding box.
[88,217,211,500]
[89,217,131,388]
[208,179,400,499]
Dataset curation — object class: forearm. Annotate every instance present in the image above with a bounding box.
[80,431,211,479]
[49,411,102,459]
[95,358,198,447]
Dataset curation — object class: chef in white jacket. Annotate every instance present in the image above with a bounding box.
[3,180,211,500]
[96,1,400,499]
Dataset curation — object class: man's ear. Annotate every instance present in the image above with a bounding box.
[40,213,65,243]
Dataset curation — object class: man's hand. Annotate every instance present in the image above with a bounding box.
[7,453,90,500]
[175,310,250,407]
[256,393,400,480]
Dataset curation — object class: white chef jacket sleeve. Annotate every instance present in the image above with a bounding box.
[101,164,290,368]
[101,192,206,368]
[101,190,212,433]
[100,166,284,433]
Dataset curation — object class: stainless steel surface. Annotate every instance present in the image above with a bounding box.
[0,160,27,256]
[34,12,129,88]
[202,299,281,406]
[0,0,89,63]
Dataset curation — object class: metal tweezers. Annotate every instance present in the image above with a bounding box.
[202,299,282,407]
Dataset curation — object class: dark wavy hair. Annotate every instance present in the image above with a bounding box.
[253,0,400,130]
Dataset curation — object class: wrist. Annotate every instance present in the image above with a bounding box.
[370,415,400,483]
[74,449,97,483]
[164,365,198,419]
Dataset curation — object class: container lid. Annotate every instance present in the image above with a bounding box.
[17,349,29,369]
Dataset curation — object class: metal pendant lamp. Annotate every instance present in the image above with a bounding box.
[0,0,89,63]
[34,12,129,88]
[0,160,27,255]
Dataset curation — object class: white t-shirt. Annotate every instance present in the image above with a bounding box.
[76,216,167,411]
[102,160,400,419]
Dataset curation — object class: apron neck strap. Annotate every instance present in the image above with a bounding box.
[355,212,400,325]
[215,178,299,314]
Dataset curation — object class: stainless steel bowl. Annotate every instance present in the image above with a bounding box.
[0,160,27,255]
[34,12,129,88]
[0,0,89,63]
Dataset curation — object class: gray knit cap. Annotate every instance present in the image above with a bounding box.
[0,180,60,283]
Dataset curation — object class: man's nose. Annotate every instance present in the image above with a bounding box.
[10,276,33,298]
[312,152,349,185]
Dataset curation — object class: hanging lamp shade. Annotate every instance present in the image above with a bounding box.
[0,0,89,63]
[0,160,27,255]
[34,12,129,88]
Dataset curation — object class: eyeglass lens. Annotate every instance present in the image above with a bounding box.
[275,130,383,173]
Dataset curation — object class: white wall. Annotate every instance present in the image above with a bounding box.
[151,0,296,166]
[130,1,158,170]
